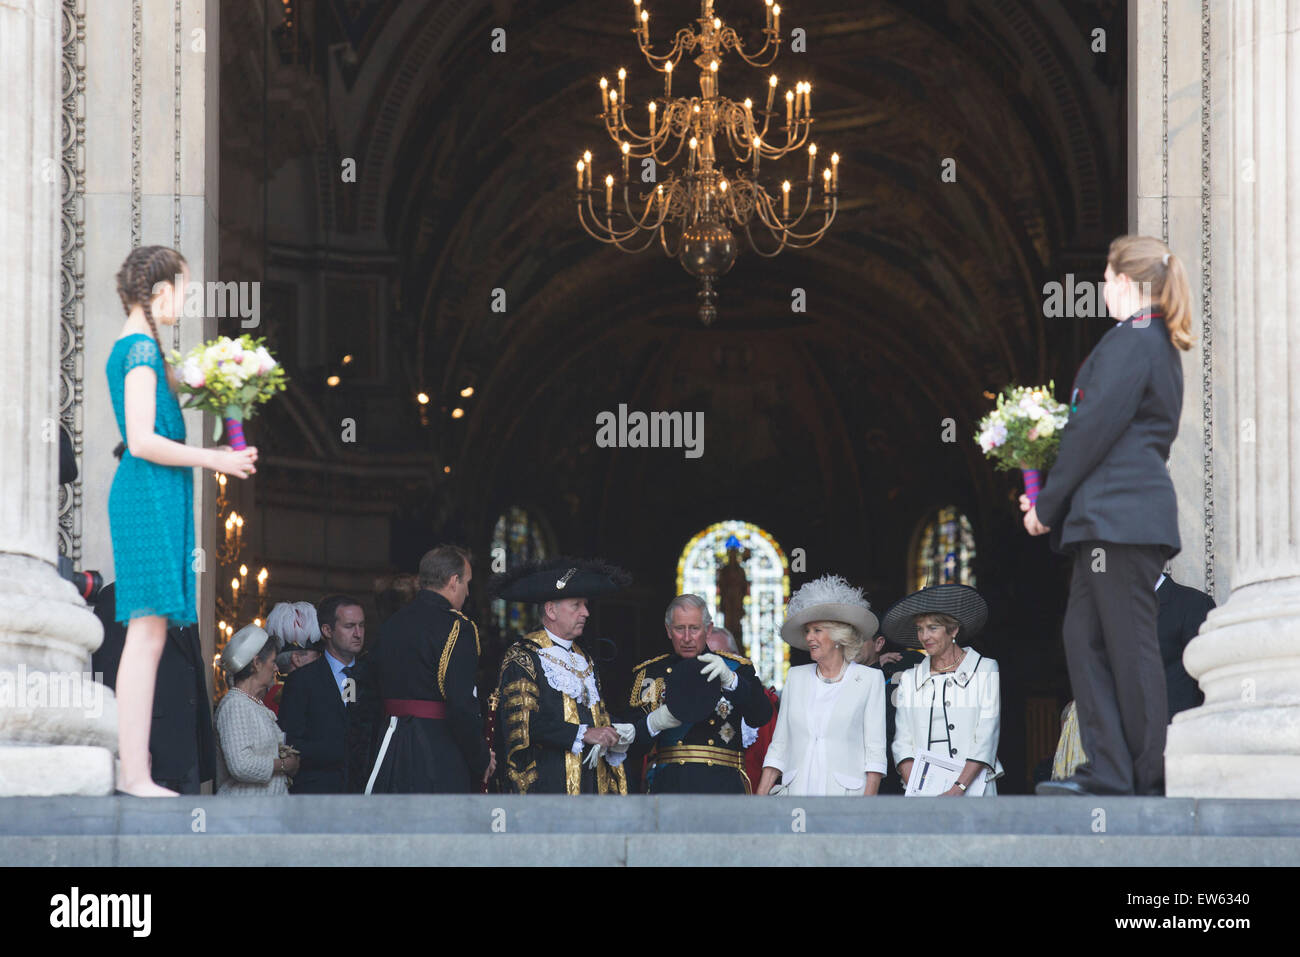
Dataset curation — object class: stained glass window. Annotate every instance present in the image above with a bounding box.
[491,506,549,637]
[676,520,791,691]
[909,506,977,592]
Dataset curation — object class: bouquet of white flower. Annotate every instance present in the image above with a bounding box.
[168,335,288,449]
[974,382,1069,505]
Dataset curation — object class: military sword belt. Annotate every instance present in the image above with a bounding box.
[650,744,744,772]
[383,698,447,719]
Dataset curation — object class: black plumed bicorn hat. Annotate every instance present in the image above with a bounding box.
[489,556,632,604]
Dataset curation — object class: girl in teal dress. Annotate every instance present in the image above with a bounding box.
[108,246,258,797]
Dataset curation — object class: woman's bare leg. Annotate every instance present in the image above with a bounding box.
[115,615,177,797]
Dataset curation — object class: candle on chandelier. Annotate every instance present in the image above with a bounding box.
[786,89,794,126]
[583,150,593,188]
[577,159,584,190]
[806,82,812,116]
[831,152,839,190]
[765,0,774,30]
[633,0,641,31]
[648,100,656,135]
[753,135,762,173]
[618,67,626,105]
[258,567,268,596]
[641,10,649,40]
[823,167,832,195]
[808,142,816,180]
[657,183,665,214]
[782,179,790,218]
[605,173,614,211]
[665,60,672,98]
[621,141,630,178]
[600,76,608,113]
[773,4,780,34]
[689,135,698,172]
[766,74,777,112]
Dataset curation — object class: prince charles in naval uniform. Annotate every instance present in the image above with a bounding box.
[627,594,773,793]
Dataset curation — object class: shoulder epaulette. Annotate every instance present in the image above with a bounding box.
[633,653,671,671]
[717,651,753,667]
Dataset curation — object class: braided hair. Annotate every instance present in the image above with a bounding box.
[113,245,188,458]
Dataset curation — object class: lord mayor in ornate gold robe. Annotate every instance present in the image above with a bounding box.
[494,629,632,794]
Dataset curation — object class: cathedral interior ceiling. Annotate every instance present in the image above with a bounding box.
[240,0,1123,530]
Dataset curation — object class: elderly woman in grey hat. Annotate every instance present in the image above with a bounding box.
[214,624,299,796]
[757,575,888,796]
[884,584,1003,796]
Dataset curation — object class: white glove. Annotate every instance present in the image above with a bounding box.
[646,704,681,736]
[609,722,636,754]
[583,744,603,769]
[698,652,738,691]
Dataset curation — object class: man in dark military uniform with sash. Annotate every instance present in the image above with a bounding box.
[490,557,660,795]
[628,594,773,794]
[365,545,494,793]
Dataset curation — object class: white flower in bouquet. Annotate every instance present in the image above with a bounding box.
[179,357,205,389]
[209,337,237,362]
[978,421,1008,452]
[1019,396,1046,420]
[238,351,260,376]
[254,345,276,375]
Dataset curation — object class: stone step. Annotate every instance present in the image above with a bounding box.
[3,795,1298,865]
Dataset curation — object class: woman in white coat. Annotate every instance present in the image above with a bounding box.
[884,584,1003,796]
[757,575,887,796]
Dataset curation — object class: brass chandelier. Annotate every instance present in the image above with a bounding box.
[575,0,839,325]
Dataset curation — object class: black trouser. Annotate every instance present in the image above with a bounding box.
[1062,541,1167,795]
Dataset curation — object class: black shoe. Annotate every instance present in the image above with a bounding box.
[1036,779,1091,796]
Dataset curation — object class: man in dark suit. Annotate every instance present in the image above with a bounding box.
[91,583,215,794]
[366,545,493,793]
[278,594,377,793]
[1157,572,1215,720]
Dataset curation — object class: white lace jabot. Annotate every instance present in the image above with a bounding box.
[535,635,601,707]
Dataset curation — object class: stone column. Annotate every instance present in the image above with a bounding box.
[1128,0,1233,601]
[79,0,221,682]
[1165,0,1300,797]
[0,0,115,795]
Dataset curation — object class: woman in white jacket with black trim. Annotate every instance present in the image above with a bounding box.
[884,584,1003,796]
[757,576,888,797]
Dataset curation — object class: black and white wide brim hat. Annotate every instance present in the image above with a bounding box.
[880,584,988,649]
[780,574,879,650]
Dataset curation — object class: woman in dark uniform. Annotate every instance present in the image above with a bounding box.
[1026,235,1195,797]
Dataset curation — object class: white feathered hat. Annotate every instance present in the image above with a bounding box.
[266,601,320,649]
[780,574,879,650]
